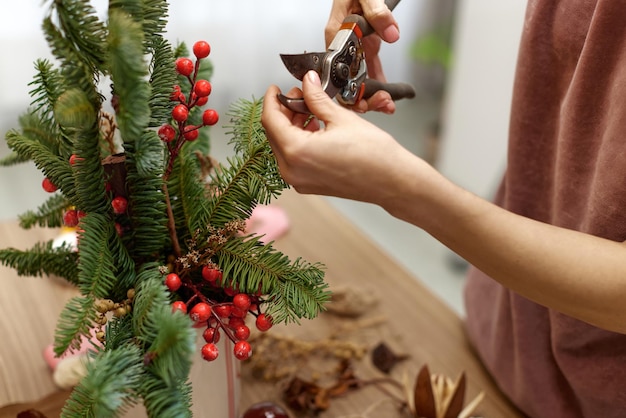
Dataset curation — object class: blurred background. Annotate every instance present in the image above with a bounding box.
[0,1,527,316]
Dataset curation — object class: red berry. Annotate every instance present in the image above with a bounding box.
[228,317,245,330]
[114,222,124,236]
[158,124,177,142]
[63,209,79,227]
[42,178,58,193]
[195,96,208,107]
[69,154,81,166]
[224,285,238,297]
[202,327,221,343]
[201,266,222,283]
[175,57,194,76]
[172,301,187,314]
[255,313,273,332]
[170,85,182,101]
[165,273,182,292]
[193,41,211,59]
[231,306,248,319]
[233,293,251,311]
[201,343,219,361]
[193,79,212,97]
[183,125,199,141]
[234,325,250,341]
[202,109,219,126]
[213,304,232,318]
[233,340,252,360]
[189,302,212,323]
[111,196,128,214]
[172,104,189,122]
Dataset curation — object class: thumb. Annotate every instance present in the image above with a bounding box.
[302,70,344,122]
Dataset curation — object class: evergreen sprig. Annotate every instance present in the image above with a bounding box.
[0,240,78,283]
[18,193,69,229]
[215,235,329,324]
[61,344,144,417]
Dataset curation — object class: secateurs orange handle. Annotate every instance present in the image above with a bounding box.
[278,0,415,114]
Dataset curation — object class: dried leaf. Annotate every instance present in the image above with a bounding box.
[414,365,437,418]
[443,373,466,418]
[372,342,409,374]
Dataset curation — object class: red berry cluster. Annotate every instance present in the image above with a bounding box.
[160,41,219,178]
[165,264,273,362]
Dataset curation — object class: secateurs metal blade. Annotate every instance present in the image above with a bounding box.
[278,0,415,114]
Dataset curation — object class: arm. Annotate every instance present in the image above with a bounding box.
[262,71,626,334]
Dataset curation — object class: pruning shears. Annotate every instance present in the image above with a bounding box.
[278,0,415,114]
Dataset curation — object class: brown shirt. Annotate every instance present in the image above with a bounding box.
[464,1,626,417]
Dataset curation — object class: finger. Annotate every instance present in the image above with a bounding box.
[302,70,347,123]
[363,37,387,82]
[262,85,296,140]
[365,90,395,114]
[359,0,400,43]
[325,1,352,47]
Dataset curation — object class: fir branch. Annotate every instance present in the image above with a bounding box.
[141,374,193,418]
[167,148,212,244]
[108,0,170,50]
[54,87,97,129]
[18,193,70,229]
[206,98,287,228]
[124,145,170,260]
[29,59,63,121]
[54,88,109,214]
[142,0,169,43]
[5,129,77,204]
[54,295,97,356]
[265,258,330,324]
[16,111,64,161]
[61,344,144,418]
[172,42,188,59]
[226,97,269,154]
[107,8,151,149]
[41,15,102,106]
[148,36,177,127]
[134,130,164,178]
[76,213,119,298]
[0,150,26,167]
[133,271,195,404]
[207,151,285,227]
[215,235,330,324]
[106,223,138,299]
[47,0,107,71]
[104,314,135,351]
[141,301,195,387]
[131,264,170,338]
[0,240,79,284]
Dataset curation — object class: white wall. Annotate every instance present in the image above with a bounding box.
[437,1,527,199]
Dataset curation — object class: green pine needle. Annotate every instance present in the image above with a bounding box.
[61,344,144,418]
[0,240,79,284]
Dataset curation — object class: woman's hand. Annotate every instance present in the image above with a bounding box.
[326,0,400,113]
[262,70,428,208]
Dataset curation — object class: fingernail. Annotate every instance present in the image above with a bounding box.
[307,70,321,86]
[382,25,400,42]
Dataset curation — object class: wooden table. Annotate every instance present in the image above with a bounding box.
[0,190,524,417]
